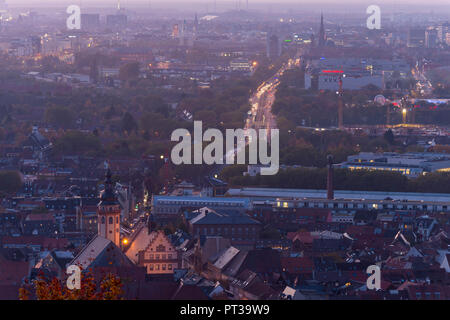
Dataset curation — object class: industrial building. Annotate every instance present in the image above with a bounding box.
[339,152,450,177]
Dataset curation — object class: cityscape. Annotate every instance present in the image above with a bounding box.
[0,0,449,303]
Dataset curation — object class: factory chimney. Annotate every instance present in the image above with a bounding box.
[327,155,334,200]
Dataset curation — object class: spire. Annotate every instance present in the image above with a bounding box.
[100,166,117,205]
[318,12,326,47]
[194,13,199,33]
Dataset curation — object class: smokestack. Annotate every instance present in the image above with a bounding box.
[327,155,334,200]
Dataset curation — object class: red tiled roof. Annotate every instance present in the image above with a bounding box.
[345,225,375,236]
[2,236,68,250]
[281,257,314,274]
[25,213,55,222]
[287,232,314,244]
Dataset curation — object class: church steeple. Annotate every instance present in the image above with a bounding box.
[100,168,117,205]
[318,12,326,47]
[97,165,121,246]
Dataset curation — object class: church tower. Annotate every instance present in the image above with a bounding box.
[97,167,121,246]
[318,13,326,47]
[194,13,199,34]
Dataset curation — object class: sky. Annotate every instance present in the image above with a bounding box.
[5,0,450,15]
[6,0,450,5]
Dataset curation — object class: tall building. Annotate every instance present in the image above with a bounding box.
[425,28,438,48]
[106,14,127,28]
[436,23,449,43]
[266,33,281,59]
[30,36,41,55]
[179,19,194,47]
[407,28,425,48]
[97,168,121,247]
[172,24,179,38]
[317,13,326,47]
[81,13,100,29]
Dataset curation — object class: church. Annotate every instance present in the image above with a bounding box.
[69,168,145,280]
[71,167,180,278]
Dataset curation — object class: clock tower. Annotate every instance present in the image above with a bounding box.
[98,168,121,246]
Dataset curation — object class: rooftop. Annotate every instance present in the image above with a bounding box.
[227,187,450,203]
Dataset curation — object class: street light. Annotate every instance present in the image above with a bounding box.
[402,108,407,124]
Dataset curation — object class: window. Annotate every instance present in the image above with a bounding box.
[109,217,113,224]
[101,217,105,224]
[168,264,172,270]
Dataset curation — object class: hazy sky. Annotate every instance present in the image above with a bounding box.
[6,0,450,4]
[5,0,450,14]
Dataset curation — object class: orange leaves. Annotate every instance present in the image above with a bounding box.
[19,269,124,300]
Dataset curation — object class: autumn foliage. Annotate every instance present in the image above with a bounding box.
[19,269,124,300]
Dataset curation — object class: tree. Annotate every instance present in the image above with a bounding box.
[45,106,75,128]
[0,171,22,195]
[41,55,62,73]
[53,131,101,156]
[121,112,138,134]
[119,62,140,87]
[19,270,124,300]
[383,129,395,145]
